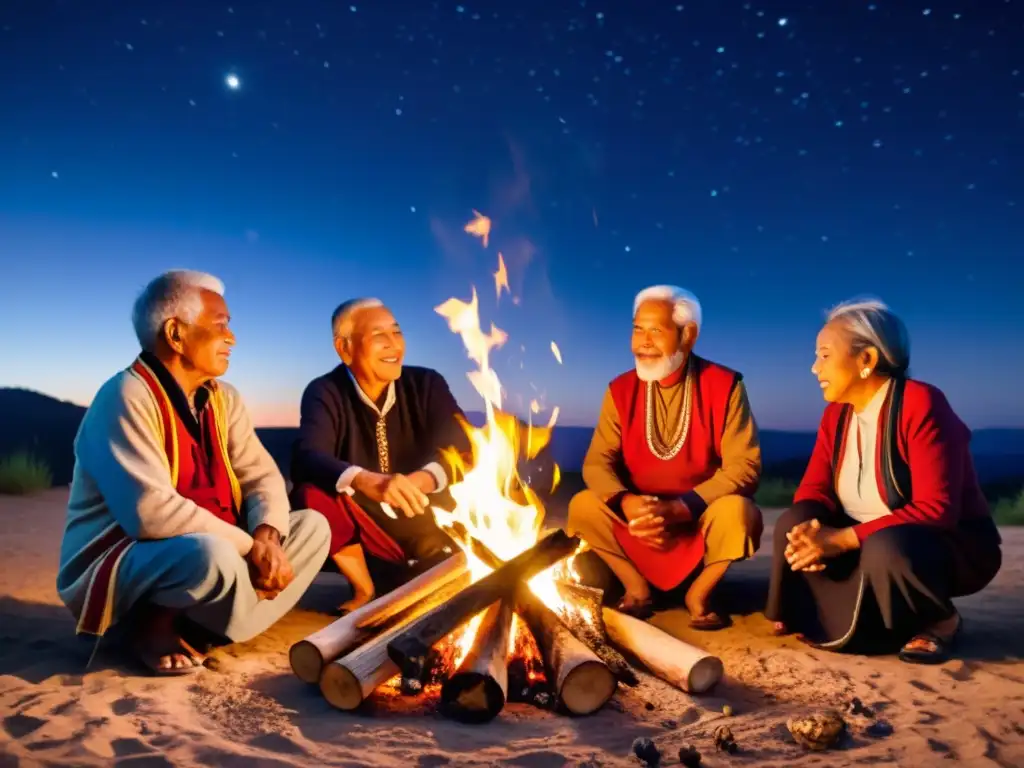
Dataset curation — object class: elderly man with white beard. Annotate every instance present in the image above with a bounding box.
[567,285,764,629]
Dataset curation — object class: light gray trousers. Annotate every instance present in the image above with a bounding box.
[113,508,330,643]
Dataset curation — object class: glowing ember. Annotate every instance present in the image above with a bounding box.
[493,253,509,300]
[464,209,492,248]
[506,613,550,702]
[550,341,562,364]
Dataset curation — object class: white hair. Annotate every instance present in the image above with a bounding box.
[633,284,703,330]
[131,270,225,351]
[827,297,911,377]
[331,297,384,340]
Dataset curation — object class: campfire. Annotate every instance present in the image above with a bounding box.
[289,214,725,722]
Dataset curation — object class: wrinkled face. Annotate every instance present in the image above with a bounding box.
[812,320,871,403]
[343,305,405,383]
[632,299,688,382]
[169,289,235,379]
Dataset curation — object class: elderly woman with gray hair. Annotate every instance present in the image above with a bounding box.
[765,299,1001,663]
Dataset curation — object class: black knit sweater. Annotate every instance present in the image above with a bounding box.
[289,364,468,543]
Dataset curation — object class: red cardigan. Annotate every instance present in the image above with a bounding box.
[793,378,991,543]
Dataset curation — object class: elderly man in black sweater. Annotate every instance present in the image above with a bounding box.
[290,298,468,613]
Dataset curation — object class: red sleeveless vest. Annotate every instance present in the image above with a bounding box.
[608,356,740,590]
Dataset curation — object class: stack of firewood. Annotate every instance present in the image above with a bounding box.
[289,530,725,723]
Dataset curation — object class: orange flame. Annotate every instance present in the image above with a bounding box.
[432,218,595,662]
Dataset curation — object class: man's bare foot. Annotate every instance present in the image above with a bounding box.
[133,607,204,676]
[337,585,376,615]
[684,591,728,630]
[331,544,377,615]
[684,591,709,619]
[616,591,654,619]
[683,560,730,623]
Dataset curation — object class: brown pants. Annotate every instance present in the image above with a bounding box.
[567,489,763,584]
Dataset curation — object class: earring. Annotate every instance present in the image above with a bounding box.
[860,368,871,379]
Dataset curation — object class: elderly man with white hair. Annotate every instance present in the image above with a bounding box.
[290,297,468,614]
[56,270,330,675]
[568,285,763,629]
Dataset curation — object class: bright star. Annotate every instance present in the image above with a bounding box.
[225,74,240,90]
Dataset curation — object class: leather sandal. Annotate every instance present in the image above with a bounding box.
[137,638,204,676]
[898,615,962,665]
[689,612,727,631]
[615,596,655,620]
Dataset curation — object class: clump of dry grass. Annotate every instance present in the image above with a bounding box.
[993,489,1024,526]
[0,451,53,495]
[754,477,799,508]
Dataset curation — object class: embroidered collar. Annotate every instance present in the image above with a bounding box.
[344,367,396,418]
[139,350,214,440]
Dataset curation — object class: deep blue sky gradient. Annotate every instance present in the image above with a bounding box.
[1,1,1021,429]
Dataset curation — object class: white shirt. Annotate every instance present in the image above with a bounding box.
[836,380,893,524]
[335,372,448,519]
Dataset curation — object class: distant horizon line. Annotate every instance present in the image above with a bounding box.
[3,384,1024,435]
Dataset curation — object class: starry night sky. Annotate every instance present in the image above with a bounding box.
[1,1,1021,430]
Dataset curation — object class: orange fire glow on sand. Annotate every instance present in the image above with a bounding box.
[429,212,596,668]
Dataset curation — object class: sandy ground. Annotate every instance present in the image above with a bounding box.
[1,490,1022,767]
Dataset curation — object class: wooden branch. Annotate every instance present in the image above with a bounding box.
[290,551,468,684]
[515,584,617,716]
[319,574,471,711]
[602,607,724,694]
[387,529,579,683]
[552,581,639,686]
[439,599,514,723]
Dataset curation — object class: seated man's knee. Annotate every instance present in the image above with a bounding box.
[707,495,762,533]
[285,508,333,567]
[407,527,456,562]
[291,507,331,542]
[567,489,605,537]
[176,533,245,586]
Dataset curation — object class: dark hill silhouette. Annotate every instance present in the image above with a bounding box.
[2,388,1022,491]
[0,389,89,487]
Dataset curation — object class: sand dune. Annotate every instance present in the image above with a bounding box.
[1,489,1022,767]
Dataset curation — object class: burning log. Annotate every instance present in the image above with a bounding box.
[387,529,579,684]
[553,581,639,686]
[439,599,514,723]
[602,607,724,694]
[506,626,553,707]
[515,584,617,716]
[290,552,469,684]
[319,575,471,711]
